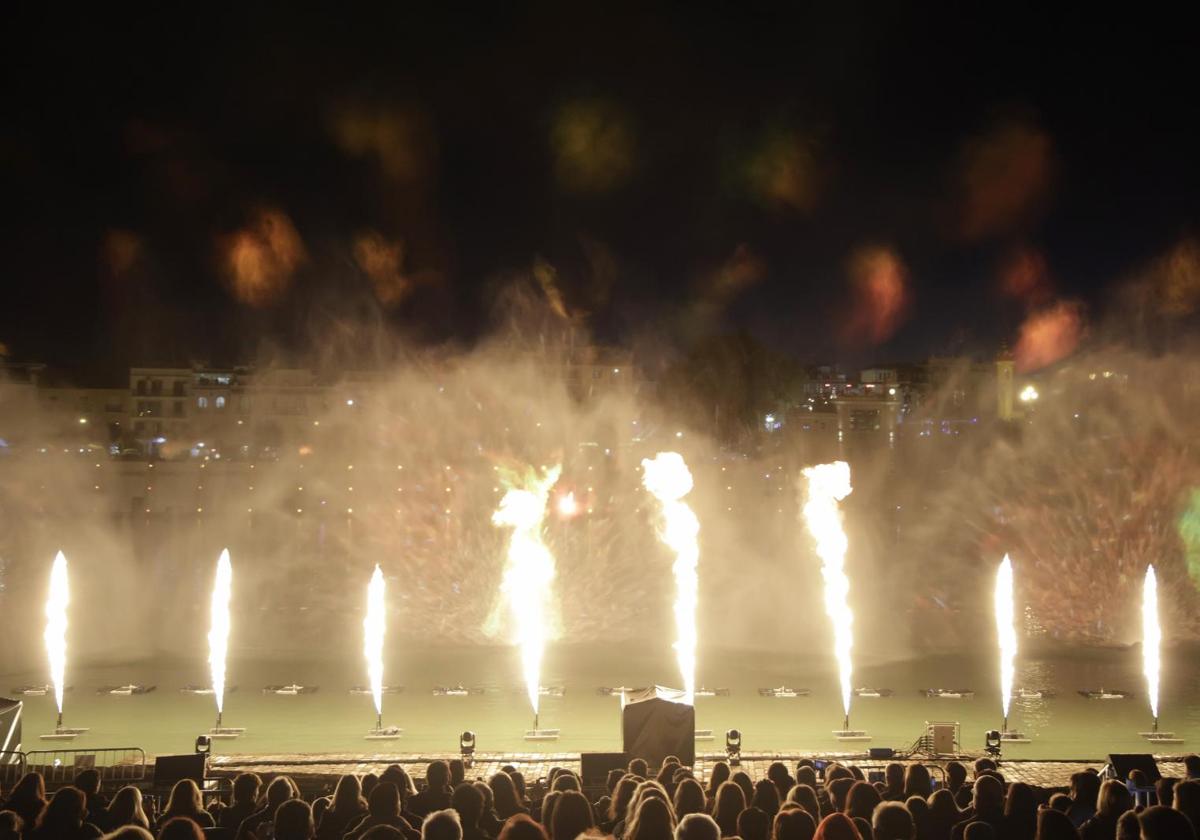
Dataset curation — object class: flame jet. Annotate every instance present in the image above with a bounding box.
[641,452,700,705]
[208,550,233,726]
[802,462,855,729]
[363,564,387,727]
[492,465,562,723]
[995,555,1017,731]
[44,552,69,722]
[1143,565,1161,729]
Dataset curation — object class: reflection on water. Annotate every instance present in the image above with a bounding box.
[6,644,1198,759]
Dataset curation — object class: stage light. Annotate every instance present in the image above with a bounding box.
[460,730,476,767]
[725,728,742,766]
[194,735,211,755]
[984,729,1002,758]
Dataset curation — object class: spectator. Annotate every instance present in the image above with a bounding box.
[496,814,548,840]
[903,766,933,800]
[1185,757,1200,780]
[630,761,650,780]
[786,786,821,822]
[274,799,315,840]
[412,764,453,818]
[714,783,747,838]
[796,769,819,795]
[2,772,47,829]
[608,770,629,797]
[100,828,153,840]
[883,766,905,803]
[828,780,856,815]
[738,807,771,840]
[753,781,782,817]
[238,776,296,840]
[1176,781,1200,832]
[1079,780,1133,840]
[677,813,721,840]
[844,783,880,823]
[945,765,969,806]
[1114,811,1139,840]
[952,776,1004,840]
[903,797,928,840]
[0,811,22,840]
[768,765,797,803]
[31,785,102,840]
[360,829,405,840]
[222,773,263,830]
[317,774,366,840]
[474,782,503,837]
[489,774,528,822]
[962,824,994,840]
[156,818,203,840]
[539,792,561,834]
[812,813,861,839]
[1153,778,1176,810]
[75,769,108,825]
[773,808,816,840]
[1004,783,1039,839]
[452,783,491,840]
[1136,805,1195,840]
[628,797,676,840]
[733,774,755,808]
[346,783,419,840]
[1033,809,1078,840]
[707,765,732,810]
[1047,795,1071,814]
[606,777,639,834]
[872,803,913,840]
[1067,773,1100,829]
[550,790,593,840]
[160,780,214,829]
[449,761,466,789]
[423,810,463,840]
[673,779,706,820]
[551,776,580,795]
[927,790,962,840]
[104,786,150,833]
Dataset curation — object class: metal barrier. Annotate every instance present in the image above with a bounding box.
[22,747,146,789]
[0,750,28,786]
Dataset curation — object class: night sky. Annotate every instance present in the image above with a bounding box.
[3,5,1197,381]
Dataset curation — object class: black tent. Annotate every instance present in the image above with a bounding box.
[621,686,695,766]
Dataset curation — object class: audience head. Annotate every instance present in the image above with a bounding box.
[608,769,627,794]
[1174,780,1200,827]
[828,778,855,813]
[107,785,149,829]
[972,775,1004,813]
[0,811,22,840]
[713,781,747,833]
[753,779,781,816]
[708,762,732,796]
[448,759,466,787]
[795,767,818,791]
[902,764,932,799]
[497,814,549,840]
[772,808,816,840]
[452,783,485,829]
[39,785,87,831]
[630,759,650,779]
[872,802,913,840]
[75,768,101,796]
[738,807,770,840]
[332,774,365,814]
[156,817,204,840]
[973,758,998,777]
[673,778,706,819]
[1115,810,1141,840]
[628,796,675,840]
[423,809,464,840]
[363,774,380,799]
[884,764,905,794]
[962,822,995,840]
[676,813,721,840]
[1047,793,1071,813]
[610,776,640,823]
[844,781,880,821]
[490,773,523,817]
[1034,807,1079,840]
[274,799,314,840]
[945,762,967,792]
[1137,805,1194,840]
[1185,755,1200,779]
[369,783,402,819]
[426,762,451,794]
[101,827,154,840]
[550,790,593,840]
[233,772,262,805]
[1153,777,1176,809]
[786,785,820,821]
[266,776,297,809]
[1096,779,1133,818]
[811,813,861,840]
[927,789,960,825]
[381,765,417,802]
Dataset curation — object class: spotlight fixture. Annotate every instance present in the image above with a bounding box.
[194,735,212,755]
[984,729,1002,758]
[725,728,742,766]
[460,730,476,767]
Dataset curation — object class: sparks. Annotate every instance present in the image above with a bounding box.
[208,549,233,716]
[641,452,700,705]
[802,461,854,717]
[44,551,69,714]
[493,465,561,716]
[1143,565,1160,722]
[995,554,1017,724]
[363,564,387,717]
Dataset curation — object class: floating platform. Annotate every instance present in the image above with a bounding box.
[1078,689,1131,700]
[694,729,714,740]
[921,689,975,699]
[1000,731,1032,744]
[833,730,872,742]
[523,728,560,741]
[1141,732,1184,744]
[209,726,246,739]
[694,687,731,697]
[758,686,811,698]
[366,727,403,741]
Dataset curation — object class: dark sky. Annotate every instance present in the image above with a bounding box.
[2,4,1197,381]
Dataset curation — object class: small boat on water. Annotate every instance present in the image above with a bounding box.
[432,684,484,696]
[694,687,731,697]
[921,688,975,699]
[1013,688,1055,700]
[349,685,404,695]
[262,684,318,695]
[180,684,239,695]
[1078,688,1132,700]
[758,686,812,698]
[10,685,72,697]
[97,684,156,696]
[853,687,894,698]
[597,686,639,696]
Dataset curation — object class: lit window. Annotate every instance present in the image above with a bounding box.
[215,396,226,409]
[197,396,208,409]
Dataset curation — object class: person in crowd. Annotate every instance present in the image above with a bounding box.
[629,761,650,780]
[1034,808,1079,840]
[104,786,150,833]
[538,792,560,834]
[3,771,47,829]
[786,786,821,822]
[452,782,491,840]
[160,780,214,829]
[605,777,639,835]
[363,777,380,800]
[713,782,747,838]
[508,774,528,809]
[732,773,755,808]
[753,781,782,817]
[0,811,21,840]
[677,813,721,840]
[156,818,203,840]
[656,764,680,798]
[1079,780,1133,840]
[871,803,913,840]
[412,764,453,819]
[1003,782,1039,839]
[945,764,969,807]
[448,762,466,789]
[903,766,933,801]
[422,810,463,840]
[75,769,109,825]
[844,783,880,823]
[627,797,676,840]
[1047,795,1071,814]
[1113,811,1140,840]
[222,773,263,830]
[316,774,367,840]
[773,808,816,840]
[345,783,419,840]
[738,807,770,840]
[1066,773,1100,829]
[828,780,856,815]
[812,813,861,840]
[926,790,962,840]
[496,814,548,840]
[883,766,906,803]
[707,765,732,811]
[359,829,405,840]
[608,770,628,797]
[550,791,593,840]
[1175,780,1200,832]
[1185,756,1200,780]
[551,776,579,795]
[239,776,297,840]
[796,769,819,796]
[961,824,994,840]
[273,799,315,840]
[952,776,1004,840]
[474,782,503,837]
[1136,805,1195,839]
[100,827,153,840]
[1152,777,1176,810]
[673,779,705,821]
[489,774,528,822]
[904,797,928,840]
[30,785,102,840]
[768,765,796,803]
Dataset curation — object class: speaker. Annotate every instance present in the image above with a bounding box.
[869,748,895,759]
[1107,754,1161,784]
[622,693,695,766]
[154,754,207,787]
[581,752,628,787]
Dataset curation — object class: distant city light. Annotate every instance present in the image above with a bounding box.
[888,387,896,396]
[1019,385,1039,403]
[346,399,355,406]
[78,417,87,424]
[556,491,579,518]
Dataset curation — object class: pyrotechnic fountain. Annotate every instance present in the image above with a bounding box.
[40,551,86,740]
[640,452,700,706]
[207,550,244,738]
[994,555,1028,743]
[1139,566,1182,743]
[802,462,868,742]
[364,564,401,739]
[493,464,562,740]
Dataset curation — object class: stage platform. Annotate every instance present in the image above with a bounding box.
[207,751,1194,794]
